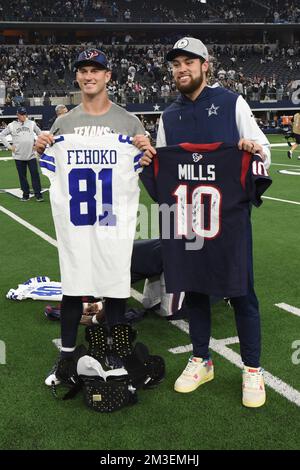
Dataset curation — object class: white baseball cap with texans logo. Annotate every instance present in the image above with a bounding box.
[166,37,209,62]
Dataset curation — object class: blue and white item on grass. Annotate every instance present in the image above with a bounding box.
[6,277,62,301]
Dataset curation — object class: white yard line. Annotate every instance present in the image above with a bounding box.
[270,143,289,147]
[275,303,300,318]
[130,288,144,304]
[262,196,300,205]
[1,205,300,407]
[0,205,57,247]
[272,163,300,168]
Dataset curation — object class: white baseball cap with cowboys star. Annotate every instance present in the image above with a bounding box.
[166,37,209,62]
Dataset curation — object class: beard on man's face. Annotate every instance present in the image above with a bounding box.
[175,74,204,95]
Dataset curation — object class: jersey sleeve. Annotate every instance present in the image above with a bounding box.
[39,147,56,182]
[133,151,143,174]
[236,95,271,169]
[139,156,158,202]
[245,153,272,207]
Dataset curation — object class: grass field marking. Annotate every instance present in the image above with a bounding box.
[167,319,300,407]
[275,303,300,318]
[270,143,289,148]
[169,344,193,354]
[0,340,6,364]
[0,157,13,161]
[217,336,239,346]
[262,196,300,205]
[271,163,300,168]
[130,287,144,303]
[0,204,58,248]
[168,336,239,354]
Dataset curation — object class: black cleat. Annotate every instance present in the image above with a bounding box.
[85,325,109,362]
[110,324,136,359]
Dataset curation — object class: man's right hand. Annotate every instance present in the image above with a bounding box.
[35,132,55,155]
[139,149,156,166]
[132,134,156,166]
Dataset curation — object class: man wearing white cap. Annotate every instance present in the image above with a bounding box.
[141,37,271,408]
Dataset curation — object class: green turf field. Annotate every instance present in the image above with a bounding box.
[0,136,300,450]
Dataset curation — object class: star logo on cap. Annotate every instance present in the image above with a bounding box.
[206,104,219,117]
[175,38,189,49]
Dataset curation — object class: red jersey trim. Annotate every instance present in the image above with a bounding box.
[241,151,252,190]
[153,154,159,178]
[179,142,223,152]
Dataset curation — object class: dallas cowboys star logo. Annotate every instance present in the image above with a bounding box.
[206,104,219,117]
[153,104,160,111]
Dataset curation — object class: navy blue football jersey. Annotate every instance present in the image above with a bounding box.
[140,142,272,297]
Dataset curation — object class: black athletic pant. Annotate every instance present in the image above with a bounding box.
[15,158,42,198]
[60,239,163,351]
[188,220,261,368]
[60,296,128,350]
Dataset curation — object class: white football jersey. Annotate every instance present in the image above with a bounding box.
[40,134,142,298]
[7,277,62,301]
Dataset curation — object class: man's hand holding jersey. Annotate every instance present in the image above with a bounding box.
[238,139,264,159]
[132,134,156,166]
[35,132,55,155]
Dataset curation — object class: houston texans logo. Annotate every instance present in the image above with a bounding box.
[84,50,99,59]
[192,153,203,162]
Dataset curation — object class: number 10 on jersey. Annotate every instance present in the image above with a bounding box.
[174,184,221,239]
[69,168,116,226]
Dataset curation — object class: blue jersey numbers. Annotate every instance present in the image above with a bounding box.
[69,168,116,226]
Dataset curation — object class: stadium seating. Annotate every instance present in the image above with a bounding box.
[0,0,299,23]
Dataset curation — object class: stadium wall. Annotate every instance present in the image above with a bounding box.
[0,101,299,130]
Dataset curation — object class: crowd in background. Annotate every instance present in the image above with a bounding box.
[1,40,299,107]
[0,0,300,23]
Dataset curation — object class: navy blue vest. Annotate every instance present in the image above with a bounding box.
[162,86,240,145]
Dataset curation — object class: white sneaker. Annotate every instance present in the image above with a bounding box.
[45,358,61,386]
[174,356,214,393]
[45,372,61,386]
[242,366,266,408]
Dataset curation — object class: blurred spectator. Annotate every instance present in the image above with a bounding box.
[48,103,68,128]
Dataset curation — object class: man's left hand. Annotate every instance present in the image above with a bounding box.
[238,139,266,161]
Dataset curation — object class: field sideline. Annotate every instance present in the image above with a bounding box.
[0,134,299,451]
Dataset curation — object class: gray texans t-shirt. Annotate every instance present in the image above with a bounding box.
[50,102,145,137]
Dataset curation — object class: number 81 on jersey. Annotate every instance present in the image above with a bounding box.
[69,168,116,226]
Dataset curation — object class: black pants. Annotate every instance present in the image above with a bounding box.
[60,296,128,349]
[187,220,261,368]
[15,158,42,198]
[60,239,164,349]
[130,239,163,283]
